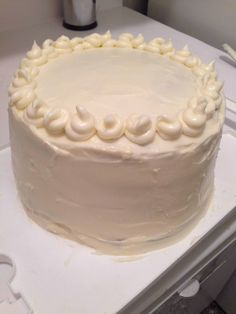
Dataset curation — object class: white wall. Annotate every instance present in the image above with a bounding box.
[123,0,148,14]
[0,0,62,32]
[147,0,236,50]
[0,0,122,33]
[98,0,122,11]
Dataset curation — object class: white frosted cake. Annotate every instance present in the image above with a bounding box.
[8,32,225,255]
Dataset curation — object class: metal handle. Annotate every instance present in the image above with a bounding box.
[63,0,97,31]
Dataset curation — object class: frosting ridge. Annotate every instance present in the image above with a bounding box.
[97,115,124,140]
[125,115,155,145]
[44,108,69,134]
[26,41,48,66]
[156,116,182,140]
[24,99,48,127]
[65,105,96,141]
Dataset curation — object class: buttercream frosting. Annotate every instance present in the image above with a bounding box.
[8,32,225,255]
[65,105,96,141]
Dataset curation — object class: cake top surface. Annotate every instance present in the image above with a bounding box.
[36,48,196,118]
[9,31,224,150]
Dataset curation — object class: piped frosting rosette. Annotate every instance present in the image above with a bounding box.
[9,88,36,110]
[9,67,37,93]
[179,97,207,137]
[125,115,156,145]
[23,99,48,127]
[8,69,37,110]
[115,33,145,49]
[156,116,182,140]
[193,61,217,80]
[97,115,125,141]
[53,36,72,54]
[203,79,223,110]
[197,72,224,112]
[44,108,69,135]
[145,37,174,55]
[65,106,96,141]
[42,39,58,59]
[26,42,48,66]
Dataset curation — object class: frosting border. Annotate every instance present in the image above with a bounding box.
[8,31,224,145]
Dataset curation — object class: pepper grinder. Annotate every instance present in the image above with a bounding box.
[63,0,97,31]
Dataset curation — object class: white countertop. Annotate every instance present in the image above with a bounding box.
[1,6,236,314]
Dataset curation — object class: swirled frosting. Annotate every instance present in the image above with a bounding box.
[156,116,182,140]
[10,88,36,110]
[85,33,103,48]
[9,32,224,145]
[171,45,191,63]
[53,35,72,53]
[125,115,155,145]
[147,37,164,53]
[26,41,48,66]
[116,33,144,49]
[180,97,207,136]
[193,60,217,78]
[103,39,117,48]
[70,37,83,49]
[203,80,223,109]
[65,106,95,141]
[11,75,29,89]
[18,65,39,80]
[42,39,58,59]
[23,99,48,127]
[159,39,174,55]
[44,108,69,134]
[97,115,124,140]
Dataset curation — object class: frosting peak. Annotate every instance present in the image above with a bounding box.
[97,115,124,140]
[54,35,72,53]
[24,99,47,127]
[65,106,95,141]
[156,116,182,140]
[180,97,207,136]
[10,88,36,110]
[44,108,69,134]
[26,41,48,66]
[125,115,155,145]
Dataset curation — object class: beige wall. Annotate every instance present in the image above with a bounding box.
[0,0,122,32]
[0,0,62,32]
[123,0,148,14]
[147,0,236,50]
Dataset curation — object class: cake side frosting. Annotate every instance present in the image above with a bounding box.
[9,109,222,254]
